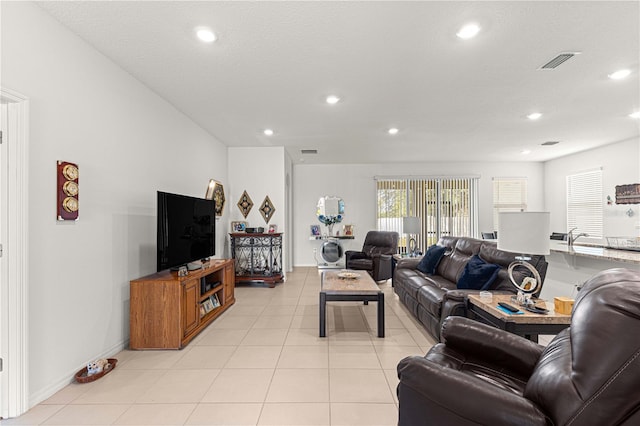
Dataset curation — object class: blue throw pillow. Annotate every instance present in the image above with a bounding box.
[457,255,501,290]
[416,245,447,275]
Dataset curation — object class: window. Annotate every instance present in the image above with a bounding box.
[566,169,603,239]
[493,177,527,230]
[376,177,478,253]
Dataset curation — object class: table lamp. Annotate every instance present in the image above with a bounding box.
[497,212,550,305]
[403,216,421,256]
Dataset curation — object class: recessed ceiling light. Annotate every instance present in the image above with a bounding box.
[263,129,274,136]
[388,128,399,135]
[630,111,640,119]
[527,112,542,120]
[456,23,480,39]
[196,28,216,43]
[608,69,631,80]
[521,150,531,155]
[326,95,340,105]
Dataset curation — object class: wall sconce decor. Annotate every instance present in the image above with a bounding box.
[259,195,276,223]
[205,179,225,217]
[57,161,79,221]
[237,190,253,218]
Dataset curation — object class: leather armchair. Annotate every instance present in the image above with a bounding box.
[397,267,640,426]
[345,231,398,281]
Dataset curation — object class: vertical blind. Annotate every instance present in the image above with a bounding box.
[492,177,528,230]
[566,169,603,239]
[376,177,478,253]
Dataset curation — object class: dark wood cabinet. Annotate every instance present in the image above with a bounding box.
[230,233,284,287]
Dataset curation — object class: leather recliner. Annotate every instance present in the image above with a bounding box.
[345,231,399,281]
[397,267,640,426]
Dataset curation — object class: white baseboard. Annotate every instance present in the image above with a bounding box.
[29,339,128,408]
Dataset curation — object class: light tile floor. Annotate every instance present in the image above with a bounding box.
[2,267,437,426]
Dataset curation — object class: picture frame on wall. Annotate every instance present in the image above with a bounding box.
[615,183,640,204]
[310,224,321,236]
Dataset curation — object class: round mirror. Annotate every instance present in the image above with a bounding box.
[316,196,344,226]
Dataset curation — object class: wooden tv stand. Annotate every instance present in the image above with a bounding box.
[129,258,235,349]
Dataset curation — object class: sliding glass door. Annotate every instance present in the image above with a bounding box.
[377,177,478,253]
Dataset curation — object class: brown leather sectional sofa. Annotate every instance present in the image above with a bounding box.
[393,236,548,341]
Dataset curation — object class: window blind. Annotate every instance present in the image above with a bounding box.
[566,169,603,239]
[493,177,528,230]
[376,177,478,253]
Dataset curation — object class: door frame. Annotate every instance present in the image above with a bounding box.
[0,88,29,419]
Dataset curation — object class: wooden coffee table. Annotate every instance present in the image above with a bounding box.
[320,270,385,337]
[467,294,571,343]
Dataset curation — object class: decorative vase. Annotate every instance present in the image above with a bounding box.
[327,223,334,236]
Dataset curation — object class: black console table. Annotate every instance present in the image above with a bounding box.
[230,232,284,287]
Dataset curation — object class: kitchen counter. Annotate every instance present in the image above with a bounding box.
[549,241,640,265]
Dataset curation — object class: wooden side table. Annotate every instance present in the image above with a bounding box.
[467,294,571,343]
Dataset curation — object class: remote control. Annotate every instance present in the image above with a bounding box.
[498,302,520,312]
[525,306,548,315]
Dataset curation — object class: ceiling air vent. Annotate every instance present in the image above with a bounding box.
[538,52,581,70]
[541,141,560,146]
[301,149,318,154]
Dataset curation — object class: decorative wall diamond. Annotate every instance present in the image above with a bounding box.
[206,181,225,217]
[237,190,253,218]
[259,195,276,224]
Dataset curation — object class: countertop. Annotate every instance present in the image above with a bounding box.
[549,240,640,265]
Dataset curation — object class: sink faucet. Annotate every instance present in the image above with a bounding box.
[568,227,589,247]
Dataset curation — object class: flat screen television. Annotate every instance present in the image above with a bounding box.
[157,191,215,271]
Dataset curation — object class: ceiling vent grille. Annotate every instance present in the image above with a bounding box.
[538,52,580,70]
[301,149,318,154]
[541,141,560,146]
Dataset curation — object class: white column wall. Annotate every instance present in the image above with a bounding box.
[227,147,288,273]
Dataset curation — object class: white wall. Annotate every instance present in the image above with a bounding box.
[228,147,289,272]
[293,161,545,266]
[2,2,229,405]
[544,137,640,241]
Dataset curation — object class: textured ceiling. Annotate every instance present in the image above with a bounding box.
[37,1,640,164]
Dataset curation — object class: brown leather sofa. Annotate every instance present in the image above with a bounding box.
[393,236,548,341]
[396,267,640,426]
[345,231,399,281]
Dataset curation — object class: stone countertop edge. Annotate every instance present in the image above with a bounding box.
[549,241,640,265]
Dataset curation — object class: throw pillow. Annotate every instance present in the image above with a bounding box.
[457,255,501,290]
[416,245,447,275]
